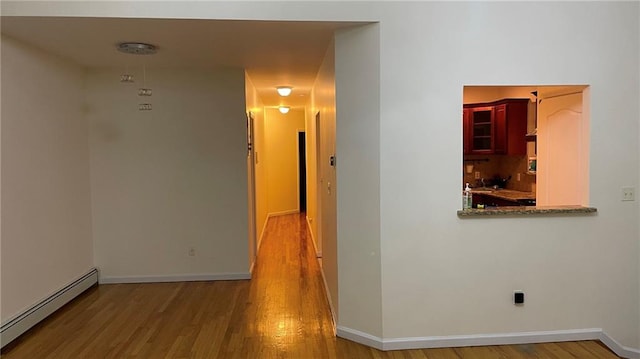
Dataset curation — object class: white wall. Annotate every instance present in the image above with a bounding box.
[264,108,305,215]
[335,24,382,338]
[245,75,268,260]
[3,0,640,350]
[1,35,94,321]
[87,67,249,280]
[377,1,639,347]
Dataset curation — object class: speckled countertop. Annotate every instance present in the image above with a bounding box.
[470,188,536,201]
[458,205,597,217]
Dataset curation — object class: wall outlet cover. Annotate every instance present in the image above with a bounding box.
[622,186,635,201]
[514,291,525,305]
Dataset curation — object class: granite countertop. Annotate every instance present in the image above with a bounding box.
[470,188,536,201]
[458,205,597,217]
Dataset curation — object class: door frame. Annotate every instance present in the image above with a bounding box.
[247,112,257,273]
[314,111,323,257]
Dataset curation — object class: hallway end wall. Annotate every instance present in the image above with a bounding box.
[88,67,249,281]
[264,108,305,216]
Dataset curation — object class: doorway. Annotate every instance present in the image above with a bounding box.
[298,131,307,213]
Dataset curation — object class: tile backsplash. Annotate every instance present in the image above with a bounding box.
[463,154,536,192]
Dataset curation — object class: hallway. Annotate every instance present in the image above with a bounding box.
[2,214,619,358]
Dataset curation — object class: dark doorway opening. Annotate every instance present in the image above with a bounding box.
[298,131,307,213]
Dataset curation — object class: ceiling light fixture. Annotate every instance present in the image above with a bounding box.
[276,86,293,97]
[279,106,290,114]
[117,42,157,55]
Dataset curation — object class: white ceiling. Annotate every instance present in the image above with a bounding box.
[1,16,362,107]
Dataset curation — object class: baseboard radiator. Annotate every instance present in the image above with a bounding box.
[0,268,98,348]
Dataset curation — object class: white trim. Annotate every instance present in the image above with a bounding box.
[268,209,300,217]
[99,272,251,284]
[381,328,600,351]
[247,112,258,280]
[1,268,98,348]
[257,212,270,254]
[306,215,322,257]
[335,326,639,354]
[313,111,323,259]
[600,331,640,359]
[337,326,383,350]
[319,265,336,335]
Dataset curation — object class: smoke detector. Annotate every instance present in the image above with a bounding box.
[117,42,157,55]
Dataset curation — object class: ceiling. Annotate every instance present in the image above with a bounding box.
[1,16,362,108]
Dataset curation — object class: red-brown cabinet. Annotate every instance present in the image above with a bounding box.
[463,99,528,155]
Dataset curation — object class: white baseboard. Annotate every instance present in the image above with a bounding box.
[319,266,336,335]
[99,272,251,284]
[267,209,300,218]
[380,328,601,351]
[306,216,321,258]
[1,268,98,348]
[600,331,640,359]
[336,326,639,357]
[257,213,270,255]
[268,209,300,217]
[337,326,383,350]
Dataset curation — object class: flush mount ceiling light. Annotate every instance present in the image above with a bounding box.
[117,42,157,55]
[276,86,293,97]
[279,106,290,114]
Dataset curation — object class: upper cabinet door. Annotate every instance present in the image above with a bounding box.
[504,100,528,155]
[493,104,507,154]
[469,106,494,154]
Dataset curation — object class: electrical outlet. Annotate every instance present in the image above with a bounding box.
[516,173,521,182]
[514,290,524,305]
[622,187,635,201]
[474,171,480,179]
[188,247,196,257]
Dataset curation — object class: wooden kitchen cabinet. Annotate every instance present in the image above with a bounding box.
[469,106,494,154]
[463,99,528,155]
[472,193,522,208]
[463,108,470,154]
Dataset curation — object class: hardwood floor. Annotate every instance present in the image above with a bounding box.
[2,214,620,358]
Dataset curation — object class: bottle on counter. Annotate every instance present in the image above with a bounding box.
[463,183,472,209]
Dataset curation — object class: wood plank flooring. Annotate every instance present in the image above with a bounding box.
[2,214,620,358]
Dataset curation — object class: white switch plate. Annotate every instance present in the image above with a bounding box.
[474,171,480,179]
[622,187,635,201]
